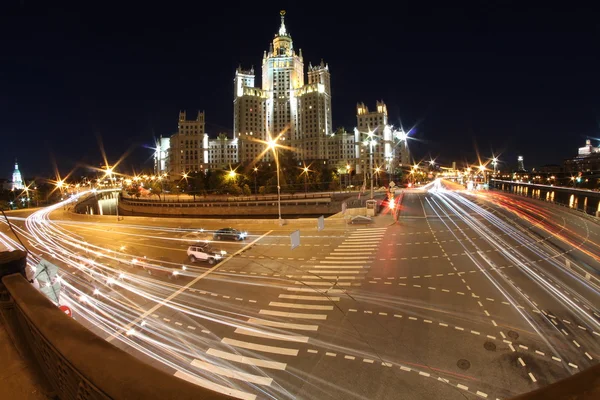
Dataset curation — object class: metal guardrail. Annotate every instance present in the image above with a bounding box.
[122,192,332,203]
[0,251,233,400]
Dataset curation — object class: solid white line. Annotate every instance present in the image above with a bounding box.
[106,230,273,342]
[309,265,367,269]
[320,260,367,264]
[333,248,374,252]
[259,309,327,320]
[325,256,373,260]
[285,287,346,293]
[295,281,351,286]
[330,252,374,255]
[234,328,309,343]
[247,318,319,331]
[222,338,299,356]
[279,294,339,301]
[357,227,387,231]
[207,348,287,370]
[174,370,256,400]
[300,275,357,280]
[191,359,273,386]
[338,245,378,248]
[307,270,362,274]
[269,301,334,310]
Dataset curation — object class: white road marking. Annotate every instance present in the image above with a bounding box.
[300,275,357,280]
[191,359,273,386]
[326,352,336,357]
[247,318,318,332]
[309,265,367,269]
[259,309,327,320]
[307,270,362,274]
[295,281,351,286]
[234,328,309,343]
[457,384,468,390]
[222,338,299,356]
[207,348,286,370]
[285,287,345,294]
[107,230,273,343]
[345,355,355,360]
[518,357,526,367]
[528,372,537,383]
[279,294,339,301]
[269,301,334,311]
[174,370,256,400]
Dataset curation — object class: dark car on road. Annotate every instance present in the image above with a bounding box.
[213,228,247,241]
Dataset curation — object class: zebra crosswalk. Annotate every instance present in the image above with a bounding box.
[175,227,388,400]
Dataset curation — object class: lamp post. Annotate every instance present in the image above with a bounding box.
[302,167,309,194]
[364,130,376,199]
[346,164,351,190]
[253,167,258,195]
[375,167,381,188]
[267,136,283,225]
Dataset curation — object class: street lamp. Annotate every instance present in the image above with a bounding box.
[267,136,283,225]
[346,164,351,189]
[253,167,258,195]
[364,130,377,199]
[302,166,310,194]
[492,157,498,175]
[375,167,381,188]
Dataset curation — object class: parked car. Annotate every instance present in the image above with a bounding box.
[213,228,247,241]
[187,243,226,264]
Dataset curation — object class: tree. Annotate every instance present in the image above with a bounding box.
[242,184,251,196]
[188,171,205,200]
[149,181,163,200]
[258,186,266,195]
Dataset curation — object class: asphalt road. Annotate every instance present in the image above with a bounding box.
[2,186,599,400]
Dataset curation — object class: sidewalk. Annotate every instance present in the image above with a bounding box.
[0,320,48,400]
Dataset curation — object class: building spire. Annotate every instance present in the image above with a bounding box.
[279,10,287,36]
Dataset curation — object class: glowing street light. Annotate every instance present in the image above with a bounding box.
[301,166,310,194]
[375,167,381,187]
[363,129,377,199]
[253,167,259,195]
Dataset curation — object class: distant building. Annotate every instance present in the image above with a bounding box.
[168,111,208,178]
[234,11,333,165]
[12,160,24,190]
[517,155,525,172]
[354,102,409,175]
[207,133,239,170]
[565,139,600,173]
[154,136,170,176]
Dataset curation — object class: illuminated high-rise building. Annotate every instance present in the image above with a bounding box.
[12,160,24,190]
[517,155,525,171]
[234,10,332,164]
[168,111,208,178]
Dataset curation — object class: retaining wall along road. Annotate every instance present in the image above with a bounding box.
[0,251,233,400]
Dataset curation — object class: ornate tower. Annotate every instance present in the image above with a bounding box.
[12,159,24,190]
[262,10,304,143]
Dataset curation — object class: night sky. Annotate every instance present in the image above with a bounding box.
[2,1,599,179]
